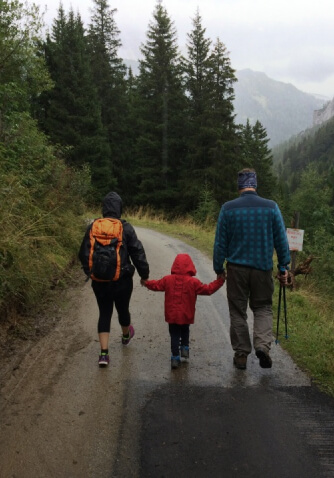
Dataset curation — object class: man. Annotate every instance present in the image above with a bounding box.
[213,168,290,370]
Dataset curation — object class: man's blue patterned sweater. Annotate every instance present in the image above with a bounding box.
[213,191,291,273]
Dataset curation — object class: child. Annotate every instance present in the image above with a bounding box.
[141,253,224,369]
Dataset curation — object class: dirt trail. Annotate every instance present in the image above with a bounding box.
[0,228,333,478]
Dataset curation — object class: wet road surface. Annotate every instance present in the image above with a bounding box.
[0,228,333,477]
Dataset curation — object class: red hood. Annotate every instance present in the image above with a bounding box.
[171,254,196,276]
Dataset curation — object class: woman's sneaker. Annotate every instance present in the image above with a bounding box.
[171,355,181,369]
[122,325,135,345]
[180,345,189,359]
[98,354,110,367]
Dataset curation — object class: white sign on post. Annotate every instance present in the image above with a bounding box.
[286,228,304,251]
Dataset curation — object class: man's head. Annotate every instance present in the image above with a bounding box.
[237,168,257,192]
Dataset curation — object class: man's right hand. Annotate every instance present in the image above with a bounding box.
[278,270,288,286]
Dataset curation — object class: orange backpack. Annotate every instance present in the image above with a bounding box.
[88,218,124,281]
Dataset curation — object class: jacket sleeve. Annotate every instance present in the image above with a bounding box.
[194,277,224,296]
[78,224,92,276]
[273,204,291,269]
[144,278,166,291]
[123,222,150,280]
[213,207,228,274]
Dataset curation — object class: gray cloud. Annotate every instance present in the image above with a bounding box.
[33,0,334,97]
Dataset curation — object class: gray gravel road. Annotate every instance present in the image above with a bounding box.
[0,227,333,478]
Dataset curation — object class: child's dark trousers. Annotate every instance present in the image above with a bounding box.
[169,323,190,356]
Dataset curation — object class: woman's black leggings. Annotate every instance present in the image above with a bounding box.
[92,276,133,333]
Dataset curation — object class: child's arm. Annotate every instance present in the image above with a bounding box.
[142,278,166,292]
[194,277,224,296]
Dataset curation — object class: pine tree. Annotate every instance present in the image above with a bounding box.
[183,11,238,208]
[135,2,187,210]
[239,119,276,198]
[182,9,212,210]
[185,9,212,120]
[121,69,142,205]
[251,120,276,197]
[87,0,128,196]
[41,6,113,198]
[206,37,238,202]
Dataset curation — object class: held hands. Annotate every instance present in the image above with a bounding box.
[217,271,226,281]
[140,279,148,287]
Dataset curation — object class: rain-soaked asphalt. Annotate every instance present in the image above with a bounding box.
[0,227,333,478]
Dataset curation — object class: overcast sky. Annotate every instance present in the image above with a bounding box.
[33,0,334,99]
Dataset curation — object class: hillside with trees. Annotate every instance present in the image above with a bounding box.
[274,116,334,294]
[234,69,326,147]
[1,0,334,320]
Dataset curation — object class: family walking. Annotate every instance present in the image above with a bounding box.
[79,168,290,370]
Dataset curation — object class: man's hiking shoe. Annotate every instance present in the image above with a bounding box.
[98,354,110,367]
[180,345,189,359]
[171,355,181,369]
[256,348,272,368]
[233,354,247,370]
[122,325,135,345]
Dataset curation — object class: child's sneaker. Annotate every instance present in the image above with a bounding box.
[122,325,135,345]
[171,355,181,369]
[180,345,189,358]
[98,354,110,367]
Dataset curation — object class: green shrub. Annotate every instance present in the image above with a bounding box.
[0,114,90,318]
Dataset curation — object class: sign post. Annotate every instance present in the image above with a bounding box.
[286,228,304,252]
[286,227,304,273]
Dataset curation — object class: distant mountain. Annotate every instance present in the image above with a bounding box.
[274,114,334,194]
[123,61,328,148]
[234,69,327,146]
[313,97,334,126]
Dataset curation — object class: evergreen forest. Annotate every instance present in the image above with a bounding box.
[1,0,334,317]
[31,0,275,211]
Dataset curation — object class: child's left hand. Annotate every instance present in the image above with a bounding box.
[140,279,147,287]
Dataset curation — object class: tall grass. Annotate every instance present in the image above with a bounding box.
[273,284,334,395]
[126,205,216,257]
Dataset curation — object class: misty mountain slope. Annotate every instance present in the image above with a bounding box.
[123,60,327,148]
[274,114,334,191]
[234,69,327,146]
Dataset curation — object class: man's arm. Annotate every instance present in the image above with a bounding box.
[273,204,291,271]
[213,207,227,275]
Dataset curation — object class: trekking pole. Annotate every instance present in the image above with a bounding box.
[275,283,282,344]
[283,284,288,339]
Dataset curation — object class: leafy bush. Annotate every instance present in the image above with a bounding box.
[305,227,334,293]
[0,114,91,318]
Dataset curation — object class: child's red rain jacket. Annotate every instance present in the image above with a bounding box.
[144,253,224,325]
